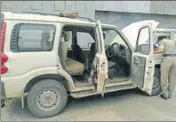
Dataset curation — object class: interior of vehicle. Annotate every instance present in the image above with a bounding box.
[59,25,132,87]
[102,28,132,82]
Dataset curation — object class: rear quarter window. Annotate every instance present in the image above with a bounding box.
[10,23,56,52]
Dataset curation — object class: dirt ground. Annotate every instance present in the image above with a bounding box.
[1,89,176,121]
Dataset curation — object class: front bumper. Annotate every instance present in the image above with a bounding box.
[1,81,6,107]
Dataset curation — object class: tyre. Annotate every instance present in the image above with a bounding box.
[27,79,68,118]
[151,68,162,96]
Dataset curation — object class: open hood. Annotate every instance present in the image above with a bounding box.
[122,20,160,48]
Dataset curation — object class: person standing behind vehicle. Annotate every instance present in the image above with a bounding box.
[154,37,176,100]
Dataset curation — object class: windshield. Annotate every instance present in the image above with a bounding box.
[103,29,126,48]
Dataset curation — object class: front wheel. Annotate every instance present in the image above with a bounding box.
[27,79,68,118]
[151,68,162,96]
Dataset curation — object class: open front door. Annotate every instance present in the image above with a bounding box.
[95,20,108,97]
[132,23,155,95]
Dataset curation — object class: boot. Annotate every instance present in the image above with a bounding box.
[160,94,168,100]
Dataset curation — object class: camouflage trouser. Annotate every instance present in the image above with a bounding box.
[161,57,176,98]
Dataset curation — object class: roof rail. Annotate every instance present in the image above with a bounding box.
[22,11,61,17]
[21,11,94,22]
[75,17,95,22]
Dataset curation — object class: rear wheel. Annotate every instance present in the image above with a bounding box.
[151,68,161,96]
[27,79,68,118]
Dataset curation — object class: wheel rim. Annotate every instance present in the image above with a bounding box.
[37,90,60,110]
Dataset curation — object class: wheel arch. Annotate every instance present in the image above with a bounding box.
[24,74,71,93]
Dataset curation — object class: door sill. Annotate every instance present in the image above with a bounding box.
[74,81,92,87]
[71,81,136,98]
[107,76,131,83]
[71,79,134,92]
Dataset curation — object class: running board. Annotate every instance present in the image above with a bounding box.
[71,81,136,98]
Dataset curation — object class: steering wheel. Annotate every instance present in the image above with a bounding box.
[105,43,119,58]
[118,45,126,57]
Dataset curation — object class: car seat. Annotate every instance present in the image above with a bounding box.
[61,31,84,75]
[88,43,117,78]
[71,36,86,64]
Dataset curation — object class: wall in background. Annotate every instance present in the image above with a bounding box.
[150,1,176,15]
[1,1,95,19]
[95,1,150,14]
[95,11,176,29]
[2,1,176,29]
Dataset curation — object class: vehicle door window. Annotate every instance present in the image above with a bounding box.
[103,29,130,60]
[103,29,130,58]
[136,27,150,54]
[102,28,131,80]
[11,24,56,52]
[103,29,127,48]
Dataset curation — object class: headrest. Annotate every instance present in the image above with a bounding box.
[41,33,50,41]
[63,31,71,42]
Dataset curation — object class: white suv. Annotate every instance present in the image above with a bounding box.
[1,12,161,118]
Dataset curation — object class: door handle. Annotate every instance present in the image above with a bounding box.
[100,62,106,70]
[134,61,139,65]
[134,57,139,65]
[101,62,105,67]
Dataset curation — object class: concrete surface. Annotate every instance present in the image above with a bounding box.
[1,89,176,121]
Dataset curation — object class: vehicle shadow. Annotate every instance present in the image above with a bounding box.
[1,88,147,121]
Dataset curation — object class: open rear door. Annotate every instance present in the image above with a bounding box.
[131,22,155,95]
[94,20,108,97]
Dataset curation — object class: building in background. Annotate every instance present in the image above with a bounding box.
[95,1,176,29]
[1,1,176,29]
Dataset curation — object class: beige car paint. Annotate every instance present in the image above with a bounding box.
[1,12,157,105]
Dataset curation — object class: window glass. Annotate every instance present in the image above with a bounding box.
[77,32,94,49]
[15,24,55,51]
[102,28,131,63]
[103,29,127,49]
[136,27,150,53]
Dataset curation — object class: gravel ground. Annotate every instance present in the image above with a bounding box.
[1,89,176,121]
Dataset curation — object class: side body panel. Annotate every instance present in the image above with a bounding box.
[1,20,75,98]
